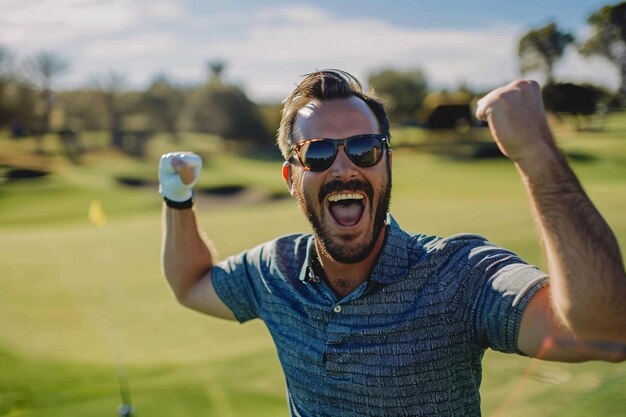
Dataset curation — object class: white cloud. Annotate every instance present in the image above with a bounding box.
[3,0,136,28]
[85,32,180,60]
[74,32,184,85]
[0,0,137,48]
[256,4,332,25]
[149,0,185,19]
[200,6,523,99]
[0,2,618,100]
[0,0,187,48]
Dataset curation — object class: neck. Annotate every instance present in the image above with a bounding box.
[315,225,387,298]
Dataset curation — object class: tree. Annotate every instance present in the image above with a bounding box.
[0,45,15,127]
[141,75,184,142]
[29,51,70,134]
[92,71,127,149]
[1,46,44,136]
[542,82,610,131]
[190,82,268,144]
[0,45,12,87]
[0,81,39,135]
[581,2,626,102]
[207,60,225,82]
[368,68,428,124]
[518,22,575,84]
[189,63,268,145]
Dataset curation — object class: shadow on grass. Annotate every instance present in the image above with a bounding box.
[1,166,50,183]
[405,141,598,163]
[412,141,506,161]
[565,151,597,163]
[115,176,290,204]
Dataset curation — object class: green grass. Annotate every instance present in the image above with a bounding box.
[1,116,626,416]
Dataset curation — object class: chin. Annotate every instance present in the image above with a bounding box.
[320,224,377,264]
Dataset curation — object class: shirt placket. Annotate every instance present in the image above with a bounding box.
[321,280,370,375]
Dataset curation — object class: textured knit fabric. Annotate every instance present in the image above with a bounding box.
[211,215,548,417]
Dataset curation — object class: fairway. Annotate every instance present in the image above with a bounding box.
[1,117,625,416]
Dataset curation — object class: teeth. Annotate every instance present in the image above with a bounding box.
[328,193,364,202]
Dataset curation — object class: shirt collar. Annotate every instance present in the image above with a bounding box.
[299,214,411,285]
[299,236,320,283]
[369,214,411,285]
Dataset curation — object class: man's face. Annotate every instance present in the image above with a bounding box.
[287,97,391,264]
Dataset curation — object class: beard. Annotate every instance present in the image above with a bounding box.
[295,171,391,264]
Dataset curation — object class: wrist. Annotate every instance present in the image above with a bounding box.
[515,147,578,199]
[164,193,194,209]
[513,142,565,181]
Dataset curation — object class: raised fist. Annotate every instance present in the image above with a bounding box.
[475,80,555,166]
[158,152,202,202]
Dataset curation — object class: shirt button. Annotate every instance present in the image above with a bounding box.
[333,305,342,313]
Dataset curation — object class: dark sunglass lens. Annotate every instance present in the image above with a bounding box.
[301,140,336,171]
[346,136,383,167]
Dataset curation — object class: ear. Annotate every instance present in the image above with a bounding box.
[387,149,393,169]
[282,162,294,196]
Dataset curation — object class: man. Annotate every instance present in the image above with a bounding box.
[160,70,625,416]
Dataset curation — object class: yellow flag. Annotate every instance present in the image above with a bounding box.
[88,199,108,227]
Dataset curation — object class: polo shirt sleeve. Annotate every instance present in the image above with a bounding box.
[444,235,548,355]
[211,243,269,323]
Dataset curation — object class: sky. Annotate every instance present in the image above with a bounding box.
[0,0,618,102]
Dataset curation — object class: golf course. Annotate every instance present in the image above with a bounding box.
[1,116,625,417]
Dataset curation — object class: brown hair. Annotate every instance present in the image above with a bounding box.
[277,69,390,159]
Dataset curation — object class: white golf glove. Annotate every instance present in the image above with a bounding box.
[158,152,202,202]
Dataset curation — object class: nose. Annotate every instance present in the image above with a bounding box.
[329,145,358,180]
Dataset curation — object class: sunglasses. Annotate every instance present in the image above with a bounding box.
[288,134,389,171]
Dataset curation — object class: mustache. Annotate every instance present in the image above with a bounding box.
[319,179,374,205]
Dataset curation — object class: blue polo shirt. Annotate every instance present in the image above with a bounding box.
[212,215,547,416]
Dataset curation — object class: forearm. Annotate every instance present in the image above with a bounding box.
[161,205,215,300]
[517,146,626,340]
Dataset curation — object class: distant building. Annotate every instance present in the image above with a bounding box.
[417,91,479,132]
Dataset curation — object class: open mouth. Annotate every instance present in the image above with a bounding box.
[327,193,365,226]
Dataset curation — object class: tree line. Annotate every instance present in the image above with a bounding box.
[519,3,626,99]
[0,54,272,158]
[0,2,623,159]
